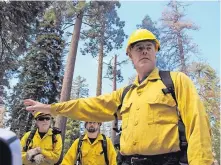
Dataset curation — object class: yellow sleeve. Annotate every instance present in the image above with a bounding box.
[51,89,124,122]
[61,138,79,165]
[174,72,214,165]
[107,138,117,165]
[20,132,31,164]
[41,134,62,164]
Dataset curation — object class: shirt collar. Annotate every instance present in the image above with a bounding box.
[133,67,161,86]
[83,133,103,143]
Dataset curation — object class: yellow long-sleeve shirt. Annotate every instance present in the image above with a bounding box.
[61,133,117,165]
[51,68,213,165]
[21,128,62,165]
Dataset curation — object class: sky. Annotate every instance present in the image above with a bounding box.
[70,1,220,97]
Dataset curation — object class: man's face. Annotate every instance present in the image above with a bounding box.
[36,115,51,132]
[86,122,100,133]
[129,41,157,73]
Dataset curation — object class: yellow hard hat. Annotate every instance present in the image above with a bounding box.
[33,112,50,119]
[126,29,160,54]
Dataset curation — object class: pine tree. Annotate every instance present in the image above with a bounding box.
[8,20,65,138]
[137,15,160,39]
[80,1,127,96]
[0,1,50,126]
[188,62,220,164]
[159,0,199,73]
[52,2,88,158]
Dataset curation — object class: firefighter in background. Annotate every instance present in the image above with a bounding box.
[21,112,62,165]
[61,121,117,165]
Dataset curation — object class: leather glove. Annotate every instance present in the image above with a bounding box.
[26,147,40,161]
[33,154,45,165]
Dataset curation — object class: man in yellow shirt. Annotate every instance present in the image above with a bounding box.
[21,112,62,165]
[61,121,117,165]
[24,29,213,165]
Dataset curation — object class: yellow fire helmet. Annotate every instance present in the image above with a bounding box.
[126,29,160,54]
[33,112,50,119]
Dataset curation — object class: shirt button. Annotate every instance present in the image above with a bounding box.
[136,107,140,111]
[133,141,136,145]
[134,121,138,126]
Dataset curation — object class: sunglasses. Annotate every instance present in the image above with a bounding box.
[37,117,51,121]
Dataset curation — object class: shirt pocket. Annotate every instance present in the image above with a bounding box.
[94,150,106,165]
[120,102,132,129]
[81,150,90,165]
[146,92,178,124]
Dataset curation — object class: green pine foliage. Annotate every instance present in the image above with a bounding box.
[80,1,127,57]
[188,62,220,164]
[8,20,65,138]
[0,1,51,111]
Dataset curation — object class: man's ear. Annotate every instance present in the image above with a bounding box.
[154,49,157,59]
[127,51,133,59]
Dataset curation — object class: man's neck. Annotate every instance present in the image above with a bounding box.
[87,132,99,138]
[38,128,48,133]
[138,71,151,82]
[137,67,155,82]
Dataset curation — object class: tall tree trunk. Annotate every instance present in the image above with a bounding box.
[111,55,117,142]
[96,24,105,96]
[96,21,105,133]
[55,9,83,162]
[174,1,186,74]
[177,32,186,74]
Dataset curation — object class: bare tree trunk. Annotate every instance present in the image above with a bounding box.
[96,24,105,96]
[55,9,83,162]
[96,20,105,134]
[177,33,186,74]
[174,1,186,74]
[111,55,117,142]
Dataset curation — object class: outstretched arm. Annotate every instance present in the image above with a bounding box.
[24,88,124,122]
